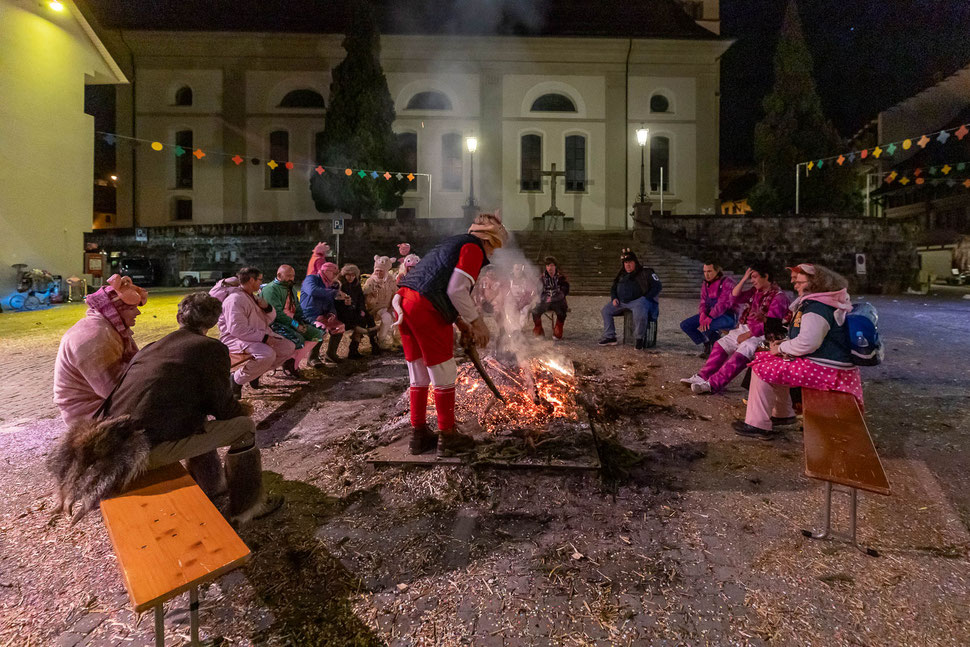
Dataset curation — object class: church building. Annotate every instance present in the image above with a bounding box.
[109,0,730,232]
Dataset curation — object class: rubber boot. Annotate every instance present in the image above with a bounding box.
[325,333,343,363]
[553,318,564,340]
[308,341,324,368]
[186,450,228,499]
[281,357,303,379]
[438,429,477,456]
[707,352,751,393]
[697,343,729,380]
[231,379,243,400]
[225,445,284,526]
[348,339,363,359]
[368,332,383,356]
[409,425,438,454]
[532,314,545,337]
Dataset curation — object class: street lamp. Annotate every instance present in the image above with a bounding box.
[465,136,478,208]
[636,127,649,203]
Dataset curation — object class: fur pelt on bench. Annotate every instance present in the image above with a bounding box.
[46,415,150,524]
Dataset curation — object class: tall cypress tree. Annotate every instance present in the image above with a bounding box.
[749,0,859,214]
[310,2,406,218]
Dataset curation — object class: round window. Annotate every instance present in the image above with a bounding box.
[650,94,670,113]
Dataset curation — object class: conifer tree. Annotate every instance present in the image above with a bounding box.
[749,0,859,214]
[310,2,406,218]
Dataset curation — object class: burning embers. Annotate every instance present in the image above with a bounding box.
[457,355,580,435]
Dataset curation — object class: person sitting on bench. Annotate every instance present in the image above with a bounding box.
[734,264,861,439]
[300,261,347,364]
[598,249,662,350]
[262,264,325,376]
[532,256,570,340]
[53,274,148,425]
[210,267,296,398]
[683,261,789,394]
[679,261,739,358]
[48,293,283,525]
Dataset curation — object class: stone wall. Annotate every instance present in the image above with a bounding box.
[84,218,469,285]
[651,215,921,293]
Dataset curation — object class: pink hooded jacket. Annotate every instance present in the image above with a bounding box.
[53,310,128,425]
[209,278,280,352]
[698,274,739,325]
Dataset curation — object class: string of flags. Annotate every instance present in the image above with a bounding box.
[881,160,970,189]
[799,121,970,173]
[97,131,428,183]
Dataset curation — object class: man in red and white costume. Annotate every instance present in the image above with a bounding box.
[395,213,509,455]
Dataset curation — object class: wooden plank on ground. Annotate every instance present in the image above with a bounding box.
[100,462,251,612]
[365,435,600,471]
[802,388,891,495]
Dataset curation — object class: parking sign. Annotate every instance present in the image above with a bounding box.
[332,218,344,234]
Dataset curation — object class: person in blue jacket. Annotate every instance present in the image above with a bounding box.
[598,249,662,350]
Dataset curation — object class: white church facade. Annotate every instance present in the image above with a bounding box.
[113,5,729,232]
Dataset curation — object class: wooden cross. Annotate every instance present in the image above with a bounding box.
[540,163,566,217]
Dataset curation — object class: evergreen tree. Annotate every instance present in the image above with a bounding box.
[310,2,406,218]
[749,0,859,214]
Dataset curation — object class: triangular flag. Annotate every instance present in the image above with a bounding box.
[963,179,970,188]
[956,124,969,141]
[357,170,367,178]
[916,177,925,185]
[860,149,869,159]
[957,163,967,171]
[193,149,206,159]
[947,179,956,187]
[232,155,244,165]
[383,172,392,180]
[885,171,897,183]
[315,166,325,175]
[370,171,379,179]
[407,173,415,182]
[917,135,930,148]
[847,152,856,163]
[837,155,845,166]
[942,164,952,175]
[872,146,882,158]
[151,141,164,151]
[902,139,912,150]
[914,168,922,177]
[250,158,260,165]
[929,166,938,175]
[103,134,116,145]
[817,159,824,168]
[267,160,278,169]
[396,173,403,180]
[345,168,353,176]
[885,142,897,156]
[937,130,951,144]
[899,176,910,185]
[174,146,185,157]
[285,162,294,170]
[807,161,815,171]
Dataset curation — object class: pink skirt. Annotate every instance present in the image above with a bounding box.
[750,352,864,408]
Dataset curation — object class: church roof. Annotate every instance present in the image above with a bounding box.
[88,0,719,40]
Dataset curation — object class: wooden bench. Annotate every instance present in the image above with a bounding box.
[613,311,657,347]
[800,388,891,555]
[100,462,251,646]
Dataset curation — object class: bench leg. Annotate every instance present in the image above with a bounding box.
[802,482,879,557]
[190,587,201,646]
[154,604,165,647]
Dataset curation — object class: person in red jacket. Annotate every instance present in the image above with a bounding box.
[395,213,509,456]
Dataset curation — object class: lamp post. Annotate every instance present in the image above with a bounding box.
[636,127,649,203]
[465,136,478,207]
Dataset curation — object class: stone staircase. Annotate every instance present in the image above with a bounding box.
[510,231,705,298]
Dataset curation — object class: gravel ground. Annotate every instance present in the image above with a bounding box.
[1,294,969,646]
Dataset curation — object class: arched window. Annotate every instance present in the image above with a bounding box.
[565,135,586,192]
[278,89,325,109]
[531,93,576,112]
[650,136,670,192]
[441,133,462,191]
[397,132,418,192]
[267,131,289,189]
[520,134,542,191]
[406,91,452,111]
[175,130,193,188]
[650,93,670,113]
[174,86,193,106]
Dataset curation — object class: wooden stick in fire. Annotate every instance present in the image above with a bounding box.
[455,317,506,403]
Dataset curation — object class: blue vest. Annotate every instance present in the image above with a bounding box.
[399,234,488,322]
[789,300,852,365]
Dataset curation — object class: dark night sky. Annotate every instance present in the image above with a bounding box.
[84,0,970,176]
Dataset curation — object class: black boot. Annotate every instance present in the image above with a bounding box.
[186,450,227,499]
[326,333,343,363]
[281,357,303,379]
[225,445,284,526]
[369,333,383,356]
[308,342,324,368]
[249,377,261,389]
[348,339,363,359]
[699,341,712,359]
[231,379,243,400]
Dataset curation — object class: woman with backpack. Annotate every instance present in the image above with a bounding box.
[734,263,863,440]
